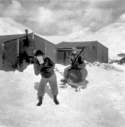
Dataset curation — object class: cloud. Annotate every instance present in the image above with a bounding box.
[36,7,55,23]
[93,0,125,9]
[81,7,113,31]
[92,0,125,21]
[24,6,59,35]
[1,0,125,36]
[47,0,115,33]
[3,0,23,18]
[0,0,91,35]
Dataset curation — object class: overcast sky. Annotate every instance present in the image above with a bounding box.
[0,0,125,36]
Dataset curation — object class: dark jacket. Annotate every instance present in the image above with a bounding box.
[70,53,86,69]
[34,57,55,78]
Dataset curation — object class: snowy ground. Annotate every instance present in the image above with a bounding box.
[0,63,125,127]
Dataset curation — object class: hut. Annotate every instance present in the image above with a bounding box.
[56,41,108,65]
[0,30,57,71]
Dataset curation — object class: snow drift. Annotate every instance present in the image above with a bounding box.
[0,63,125,127]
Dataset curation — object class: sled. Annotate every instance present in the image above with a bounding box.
[55,67,89,92]
[60,78,89,92]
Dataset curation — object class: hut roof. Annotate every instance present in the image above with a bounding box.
[56,41,97,49]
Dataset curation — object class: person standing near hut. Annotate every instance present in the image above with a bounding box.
[33,50,59,106]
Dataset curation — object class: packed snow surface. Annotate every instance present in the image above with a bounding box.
[0,63,125,127]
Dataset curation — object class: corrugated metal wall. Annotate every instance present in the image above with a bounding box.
[0,36,33,69]
[102,47,108,63]
[97,42,108,63]
[82,46,90,62]
[57,50,65,64]
[4,40,17,67]
[81,43,97,63]
[97,42,103,62]
[33,35,45,53]
[0,44,2,69]
[90,42,97,63]
[45,40,57,63]
[57,50,72,65]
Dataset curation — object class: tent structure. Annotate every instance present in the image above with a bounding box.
[56,41,108,65]
[0,30,57,71]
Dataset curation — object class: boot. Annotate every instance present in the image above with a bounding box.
[37,96,43,106]
[53,95,59,105]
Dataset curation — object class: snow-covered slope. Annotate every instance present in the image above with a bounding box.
[0,63,125,127]
[74,22,125,59]
[0,17,32,35]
